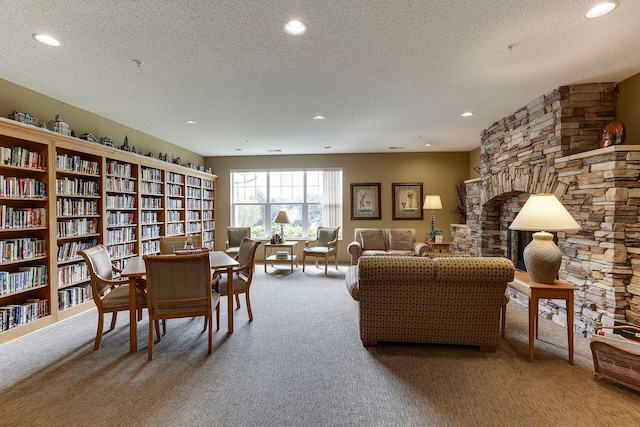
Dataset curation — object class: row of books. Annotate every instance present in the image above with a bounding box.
[58,286,92,310]
[0,206,46,229]
[1,238,46,263]
[105,176,135,192]
[56,153,99,175]
[140,181,162,194]
[0,146,45,170]
[141,225,161,239]
[141,196,162,209]
[107,211,135,226]
[56,218,98,238]
[275,251,289,259]
[106,227,136,244]
[0,265,48,296]
[57,239,98,262]
[0,299,49,332]
[57,262,90,287]
[56,198,99,217]
[106,160,132,177]
[140,167,161,182]
[0,176,47,198]
[55,177,100,196]
[105,194,135,209]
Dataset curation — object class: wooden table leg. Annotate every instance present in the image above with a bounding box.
[528,295,537,362]
[227,266,234,333]
[129,277,137,352]
[567,291,574,365]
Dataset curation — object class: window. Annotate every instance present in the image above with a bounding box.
[231,169,342,239]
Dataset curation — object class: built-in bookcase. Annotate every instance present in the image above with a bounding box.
[55,147,101,316]
[0,118,216,344]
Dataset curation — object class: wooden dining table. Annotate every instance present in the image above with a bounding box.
[120,250,239,352]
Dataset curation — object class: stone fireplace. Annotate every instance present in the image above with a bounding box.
[451,83,640,336]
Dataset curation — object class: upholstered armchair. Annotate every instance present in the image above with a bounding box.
[302,226,340,274]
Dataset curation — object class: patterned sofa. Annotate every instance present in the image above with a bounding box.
[346,228,431,265]
[345,255,515,350]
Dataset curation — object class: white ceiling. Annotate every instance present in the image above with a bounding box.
[2,1,640,157]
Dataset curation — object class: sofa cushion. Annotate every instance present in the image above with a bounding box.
[360,229,386,250]
[389,229,413,250]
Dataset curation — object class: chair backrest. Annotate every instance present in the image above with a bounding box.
[79,244,115,297]
[143,252,211,307]
[227,227,251,247]
[159,235,203,254]
[236,238,261,281]
[317,226,340,247]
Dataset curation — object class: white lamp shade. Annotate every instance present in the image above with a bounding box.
[423,195,443,210]
[274,210,291,224]
[509,194,580,232]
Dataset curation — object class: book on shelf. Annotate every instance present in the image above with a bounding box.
[275,250,289,259]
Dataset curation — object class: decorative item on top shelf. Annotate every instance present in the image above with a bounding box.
[270,234,284,244]
[47,114,71,136]
[598,119,625,148]
[508,194,581,284]
[172,156,181,165]
[79,132,99,143]
[7,110,38,126]
[100,137,113,147]
[119,135,131,151]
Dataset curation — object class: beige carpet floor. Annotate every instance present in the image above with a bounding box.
[1,263,639,426]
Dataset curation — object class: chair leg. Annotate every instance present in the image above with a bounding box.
[148,315,155,361]
[246,291,253,321]
[207,313,213,354]
[162,319,167,335]
[235,293,241,309]
[109,311,117,331]
[94,313,104,350]
[335,256,339,270]
[302,253,306,272]
[137,308,143,321]
[155,320,161,342]
[324,256,328,275]
[216,304,220,331]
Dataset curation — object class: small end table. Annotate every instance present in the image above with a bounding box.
[508,271,578,364]
[264,241,298,272]
[426,241,450,253]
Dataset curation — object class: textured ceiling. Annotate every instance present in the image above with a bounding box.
[1,1,640,157]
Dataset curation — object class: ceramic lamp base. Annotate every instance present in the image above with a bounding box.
[523,231,561,284]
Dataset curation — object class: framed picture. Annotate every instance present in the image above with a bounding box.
[392,182,423,220]
[351,183,381,220]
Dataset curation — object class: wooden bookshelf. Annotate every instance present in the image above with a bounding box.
[0,117,216,344]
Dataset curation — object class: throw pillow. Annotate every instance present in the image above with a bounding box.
[360,229,385,250]
[389,229,413,250]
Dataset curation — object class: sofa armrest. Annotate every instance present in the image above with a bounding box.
[414,242,431,257]
[347,241,363,265]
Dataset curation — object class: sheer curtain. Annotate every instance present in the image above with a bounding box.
[323,170,342,237]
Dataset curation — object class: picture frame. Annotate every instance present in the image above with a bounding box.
[351,183,381,220]
[392,182,423,220]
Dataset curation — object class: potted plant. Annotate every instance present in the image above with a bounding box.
[426,229,442,242]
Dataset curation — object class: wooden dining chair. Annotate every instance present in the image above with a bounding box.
[225,227,251,257]
[214,238,261,321]
[143,252,220,360]
[302,226,340,275]
[159,235,203,254]
[80,245,148,350]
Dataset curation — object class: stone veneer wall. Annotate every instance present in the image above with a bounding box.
[453,82,640,335]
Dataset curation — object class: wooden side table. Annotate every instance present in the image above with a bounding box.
[508,271,578,364]
[264,241,298,272]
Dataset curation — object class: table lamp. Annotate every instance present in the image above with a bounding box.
[274,210,291,242]
[423,195,442,241]
[508,194,581,284]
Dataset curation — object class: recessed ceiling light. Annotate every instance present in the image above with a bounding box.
[235,148,242,151]
[462,112,474,117]
[388,146,404,150]
[324,146,331,149]
[425,143,432,147]
[313,116,325,121]
[33,33,61,47]
[185,120,197,125]
[284,20,307,35]
[586,2,617,19]
[267,149,282,153]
